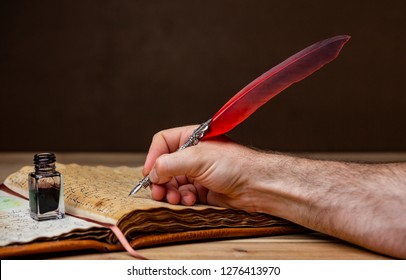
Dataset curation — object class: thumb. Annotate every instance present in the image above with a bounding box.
[149,148,205,185]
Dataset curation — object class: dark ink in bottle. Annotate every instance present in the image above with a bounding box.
[29,153,65,220]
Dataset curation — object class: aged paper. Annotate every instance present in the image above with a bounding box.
[0,190,105,246]
[3,164,293,246]
[4,164,220,225]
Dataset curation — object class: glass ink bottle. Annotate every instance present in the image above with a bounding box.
[29,153,65,221]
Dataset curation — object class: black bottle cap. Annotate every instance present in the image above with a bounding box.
[34,153,56,165]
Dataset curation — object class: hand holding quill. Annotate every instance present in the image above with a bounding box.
[129,35,350,196]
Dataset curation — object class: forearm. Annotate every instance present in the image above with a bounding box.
[249,152,406,258]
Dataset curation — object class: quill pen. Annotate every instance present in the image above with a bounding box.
[129,35,350,196]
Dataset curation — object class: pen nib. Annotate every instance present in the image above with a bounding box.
[128,176,151,196]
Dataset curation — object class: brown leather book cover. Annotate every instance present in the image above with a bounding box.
[0,224,305,259]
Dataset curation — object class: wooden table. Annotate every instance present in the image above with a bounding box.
[2,152,404,260]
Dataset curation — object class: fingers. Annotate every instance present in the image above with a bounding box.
[142,125,198,176]
[150,184,167,201]
[178,184,198,205]
[177,183,209,205]
[149,147,206,185]
[150,162,209,206]
[150,177,183,204]
[148,149,202,204]
[150,181,198,206]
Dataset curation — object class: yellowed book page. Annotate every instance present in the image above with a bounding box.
[4,164,221,225]
[0,189,105,246]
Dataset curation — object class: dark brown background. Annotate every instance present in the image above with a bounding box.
[1,0,405,152]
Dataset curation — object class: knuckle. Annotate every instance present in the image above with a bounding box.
[151,131,164,142]
[154,154,170,173]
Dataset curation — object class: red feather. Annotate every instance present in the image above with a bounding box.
[202,35,350,139]
[129,35,350,196]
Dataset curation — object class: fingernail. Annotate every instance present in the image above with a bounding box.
[149,168,158,184]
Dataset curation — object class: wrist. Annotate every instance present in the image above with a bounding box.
[245,152,306,217]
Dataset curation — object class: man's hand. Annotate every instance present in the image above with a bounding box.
[142,125,265,211]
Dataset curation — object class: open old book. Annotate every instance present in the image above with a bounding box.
[0,163,304,258]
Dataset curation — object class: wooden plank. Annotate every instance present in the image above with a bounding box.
[51,234,390,260]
